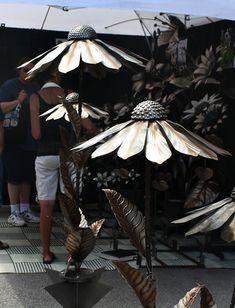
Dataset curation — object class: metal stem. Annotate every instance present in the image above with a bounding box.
[145,158,153,277]
[230,284,235,308]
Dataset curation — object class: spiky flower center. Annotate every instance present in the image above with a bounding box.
[65,92,80,104]
[131,100,168,120]
[68,25,97,40]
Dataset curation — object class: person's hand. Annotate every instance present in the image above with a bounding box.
[17,90,27,104]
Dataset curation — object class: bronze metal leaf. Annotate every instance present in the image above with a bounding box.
[58,194,81,229]
[221,214,235,242]
[63,100,82,139]
[184,180,219,209]
[103,189,146,256]
[65,228,95,262]
[65,230,82,257]
[174,286,202,307]
[200,286,217,308]
[113,261,156,308]
[77,228,96,261]
[90,219,105,237]
[59,149,76,199]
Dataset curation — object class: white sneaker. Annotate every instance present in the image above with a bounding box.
[21,210,40,223]
[8,212,26,227]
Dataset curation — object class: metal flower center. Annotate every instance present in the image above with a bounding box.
[131,100,168,120]
[67,25,97,40]
[65,92,80,104]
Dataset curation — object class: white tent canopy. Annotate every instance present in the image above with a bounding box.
[1,0,235,20]
[0,1,232,35]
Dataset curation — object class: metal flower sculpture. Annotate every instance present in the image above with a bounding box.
[40,92,109,121]
[73,99,230,277]
[19,25,145,80]
[183,93,227,134]
[172,186,235,242]
[73,100,230,163]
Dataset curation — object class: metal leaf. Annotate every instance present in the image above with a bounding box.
[103,189,146,256]
[63,100,82,139]
[200,286,217,308]
[113,261,156,308]
[58,194,81,229]
[195,167,213,181]
[184,180,219,209]
[65,228,96,262]
[59,149,76,199]
[169,77,191,88]
[174,286,202,308]
[221,214,235,242]
[90,219,105,237]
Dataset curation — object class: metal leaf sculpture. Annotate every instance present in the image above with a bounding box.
[174,286,202,308]
[103,189,146,257]
[184,180,220,209]
[172,187,235,242]
[63,99,82,140]
[200,286,217,308]
[66,228,96,262]
[90,219,105,237]
[59,148,77,199]
[58,194,81,229]
[113,261,156,308]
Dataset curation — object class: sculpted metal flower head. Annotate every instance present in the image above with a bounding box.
[18,25,145,79]
[173,186,235,242]
[40,92,109,121]
[73,100,230,164]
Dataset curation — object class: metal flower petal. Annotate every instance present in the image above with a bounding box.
[172,187,235,242]
[73,100,230,164]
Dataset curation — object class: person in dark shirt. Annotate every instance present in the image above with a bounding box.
[0,57,40,227]
[30,67,66,264]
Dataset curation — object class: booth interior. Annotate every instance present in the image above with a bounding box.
[1,19,235,266]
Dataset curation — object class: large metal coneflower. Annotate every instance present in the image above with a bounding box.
[19,25,145,80]
[73,100,230,162]
[73,100,230,276]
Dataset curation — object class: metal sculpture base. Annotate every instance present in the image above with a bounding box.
[45,268,112,308]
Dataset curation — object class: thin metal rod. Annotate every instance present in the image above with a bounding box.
[145,158,153,277]
[41,6,51,30]
[230,285,235,308]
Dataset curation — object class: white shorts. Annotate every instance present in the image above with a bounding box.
[35,155,64,200]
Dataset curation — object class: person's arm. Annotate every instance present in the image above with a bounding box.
[0,90,27,114]
[0,121,4,154]
[30,93,41,140]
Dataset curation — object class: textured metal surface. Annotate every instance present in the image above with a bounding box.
[67,25,97,40]
[65,92,79,103]
[131,100,168,120]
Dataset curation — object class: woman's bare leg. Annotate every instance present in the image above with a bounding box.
[39,199,55,261]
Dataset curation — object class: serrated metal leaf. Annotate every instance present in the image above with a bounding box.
[184,180,219,209]
[113,261,156,308]
[90,219,105,236]
[103,189,145,256]
[63,100,82,139]
[65,228,95,262]
[200,286,217,308]
[174,286,202,307]
[58,194,81,229]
